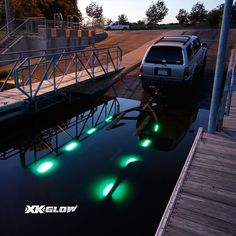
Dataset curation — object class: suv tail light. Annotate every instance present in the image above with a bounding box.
[184,66,190,77]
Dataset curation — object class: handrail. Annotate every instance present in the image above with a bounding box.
[0,18,15,32]
[0,17,46,44]
[13,46,123,100]
[216,49,236,131]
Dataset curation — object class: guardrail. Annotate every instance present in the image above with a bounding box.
[14,46,122,100]
[217,49,236,131]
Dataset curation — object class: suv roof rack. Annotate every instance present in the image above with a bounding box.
[154,35,191,46]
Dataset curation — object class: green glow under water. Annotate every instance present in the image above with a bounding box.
[112,182,130,202]
[92,177,116,200]
[153,124,160,133]
[105,116,113,123]
[91,177,131,203]
[64,141,79,152]
[119,155,142,168]
[30,158,59,176]
[37,161,53,173]
[140,139,152,148]
[103,183,114,196]
[86,128,97,135]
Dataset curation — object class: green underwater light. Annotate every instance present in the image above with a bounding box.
[119,155,142,168]
[64,141,78,152]
[105,116,113,123]
[112,182,130,202]
[37,161,54,174]
[86,128,97,135]
[92,177,116,201]
[31,158,59,176]
[139,139,152,148]
[153,124,160,133]
[91,177,131,203]
[103,183,114,197]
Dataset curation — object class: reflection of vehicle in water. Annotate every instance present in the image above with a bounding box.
[136,103,198,151]
[107,91,198,151]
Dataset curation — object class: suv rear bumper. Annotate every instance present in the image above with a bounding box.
[140,75,192,87]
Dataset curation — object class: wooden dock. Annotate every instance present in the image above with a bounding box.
[155,93,236,236]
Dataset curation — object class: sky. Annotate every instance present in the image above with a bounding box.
[77,0,225,23]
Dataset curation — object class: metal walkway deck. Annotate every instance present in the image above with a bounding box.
[155,96,236,235]
[0,46,122,121]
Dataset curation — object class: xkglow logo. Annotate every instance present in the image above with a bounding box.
[25,205,78,214]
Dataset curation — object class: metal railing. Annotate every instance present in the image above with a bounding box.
[217,49,236,131]
[0,45,89,91]
[0,17,46,43]
[14,46,122,100]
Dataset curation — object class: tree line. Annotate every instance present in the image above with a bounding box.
[0,0,236,27]
[176,2,236,26]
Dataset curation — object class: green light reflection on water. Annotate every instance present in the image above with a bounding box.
[64,141,79,152]
[91,177,131,203]
[86,128,97,135]
[139,139,152,148]
[105,116,113,123]
[118,155,142,168]
[30,157,59,176]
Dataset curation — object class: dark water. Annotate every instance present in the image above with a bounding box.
[0,94,209,236]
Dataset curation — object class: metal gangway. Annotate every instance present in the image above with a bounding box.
[0,45,122,120]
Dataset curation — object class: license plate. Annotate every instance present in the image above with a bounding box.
[158,69,168,76]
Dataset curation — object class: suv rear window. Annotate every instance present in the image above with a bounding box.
[145,46,183,65]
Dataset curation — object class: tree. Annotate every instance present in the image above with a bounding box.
[188,2,207,25]
[137,20,145,26]
[86,2,103,20]
[207,9,222,27]
[106,18,113,25]
[38,0,81,20]
[10,0,81,19]
[146,0,168,24]
[11,0,42,18]
[118,14,128,24]
[176,9,189,25]
[0,2,5,24]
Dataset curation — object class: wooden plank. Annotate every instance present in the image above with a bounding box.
[194,152,236,169]
[170,207,236,236]
[176,193,236,225]
[155,128,204,236]
[196,147,236,163]
[187,166,236,191]
[182,180,236,207]
[186,170,236,193]
[203,131,236,142]
[168,213,232,236]
[197,141,236,154]
[191,158,236,175]
[201,135,236,150]
[165,225,201,236]
[196,145,236,159]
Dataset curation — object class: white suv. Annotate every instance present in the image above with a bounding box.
[139,35,207,89]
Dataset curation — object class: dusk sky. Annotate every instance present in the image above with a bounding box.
[78,0,225,23]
